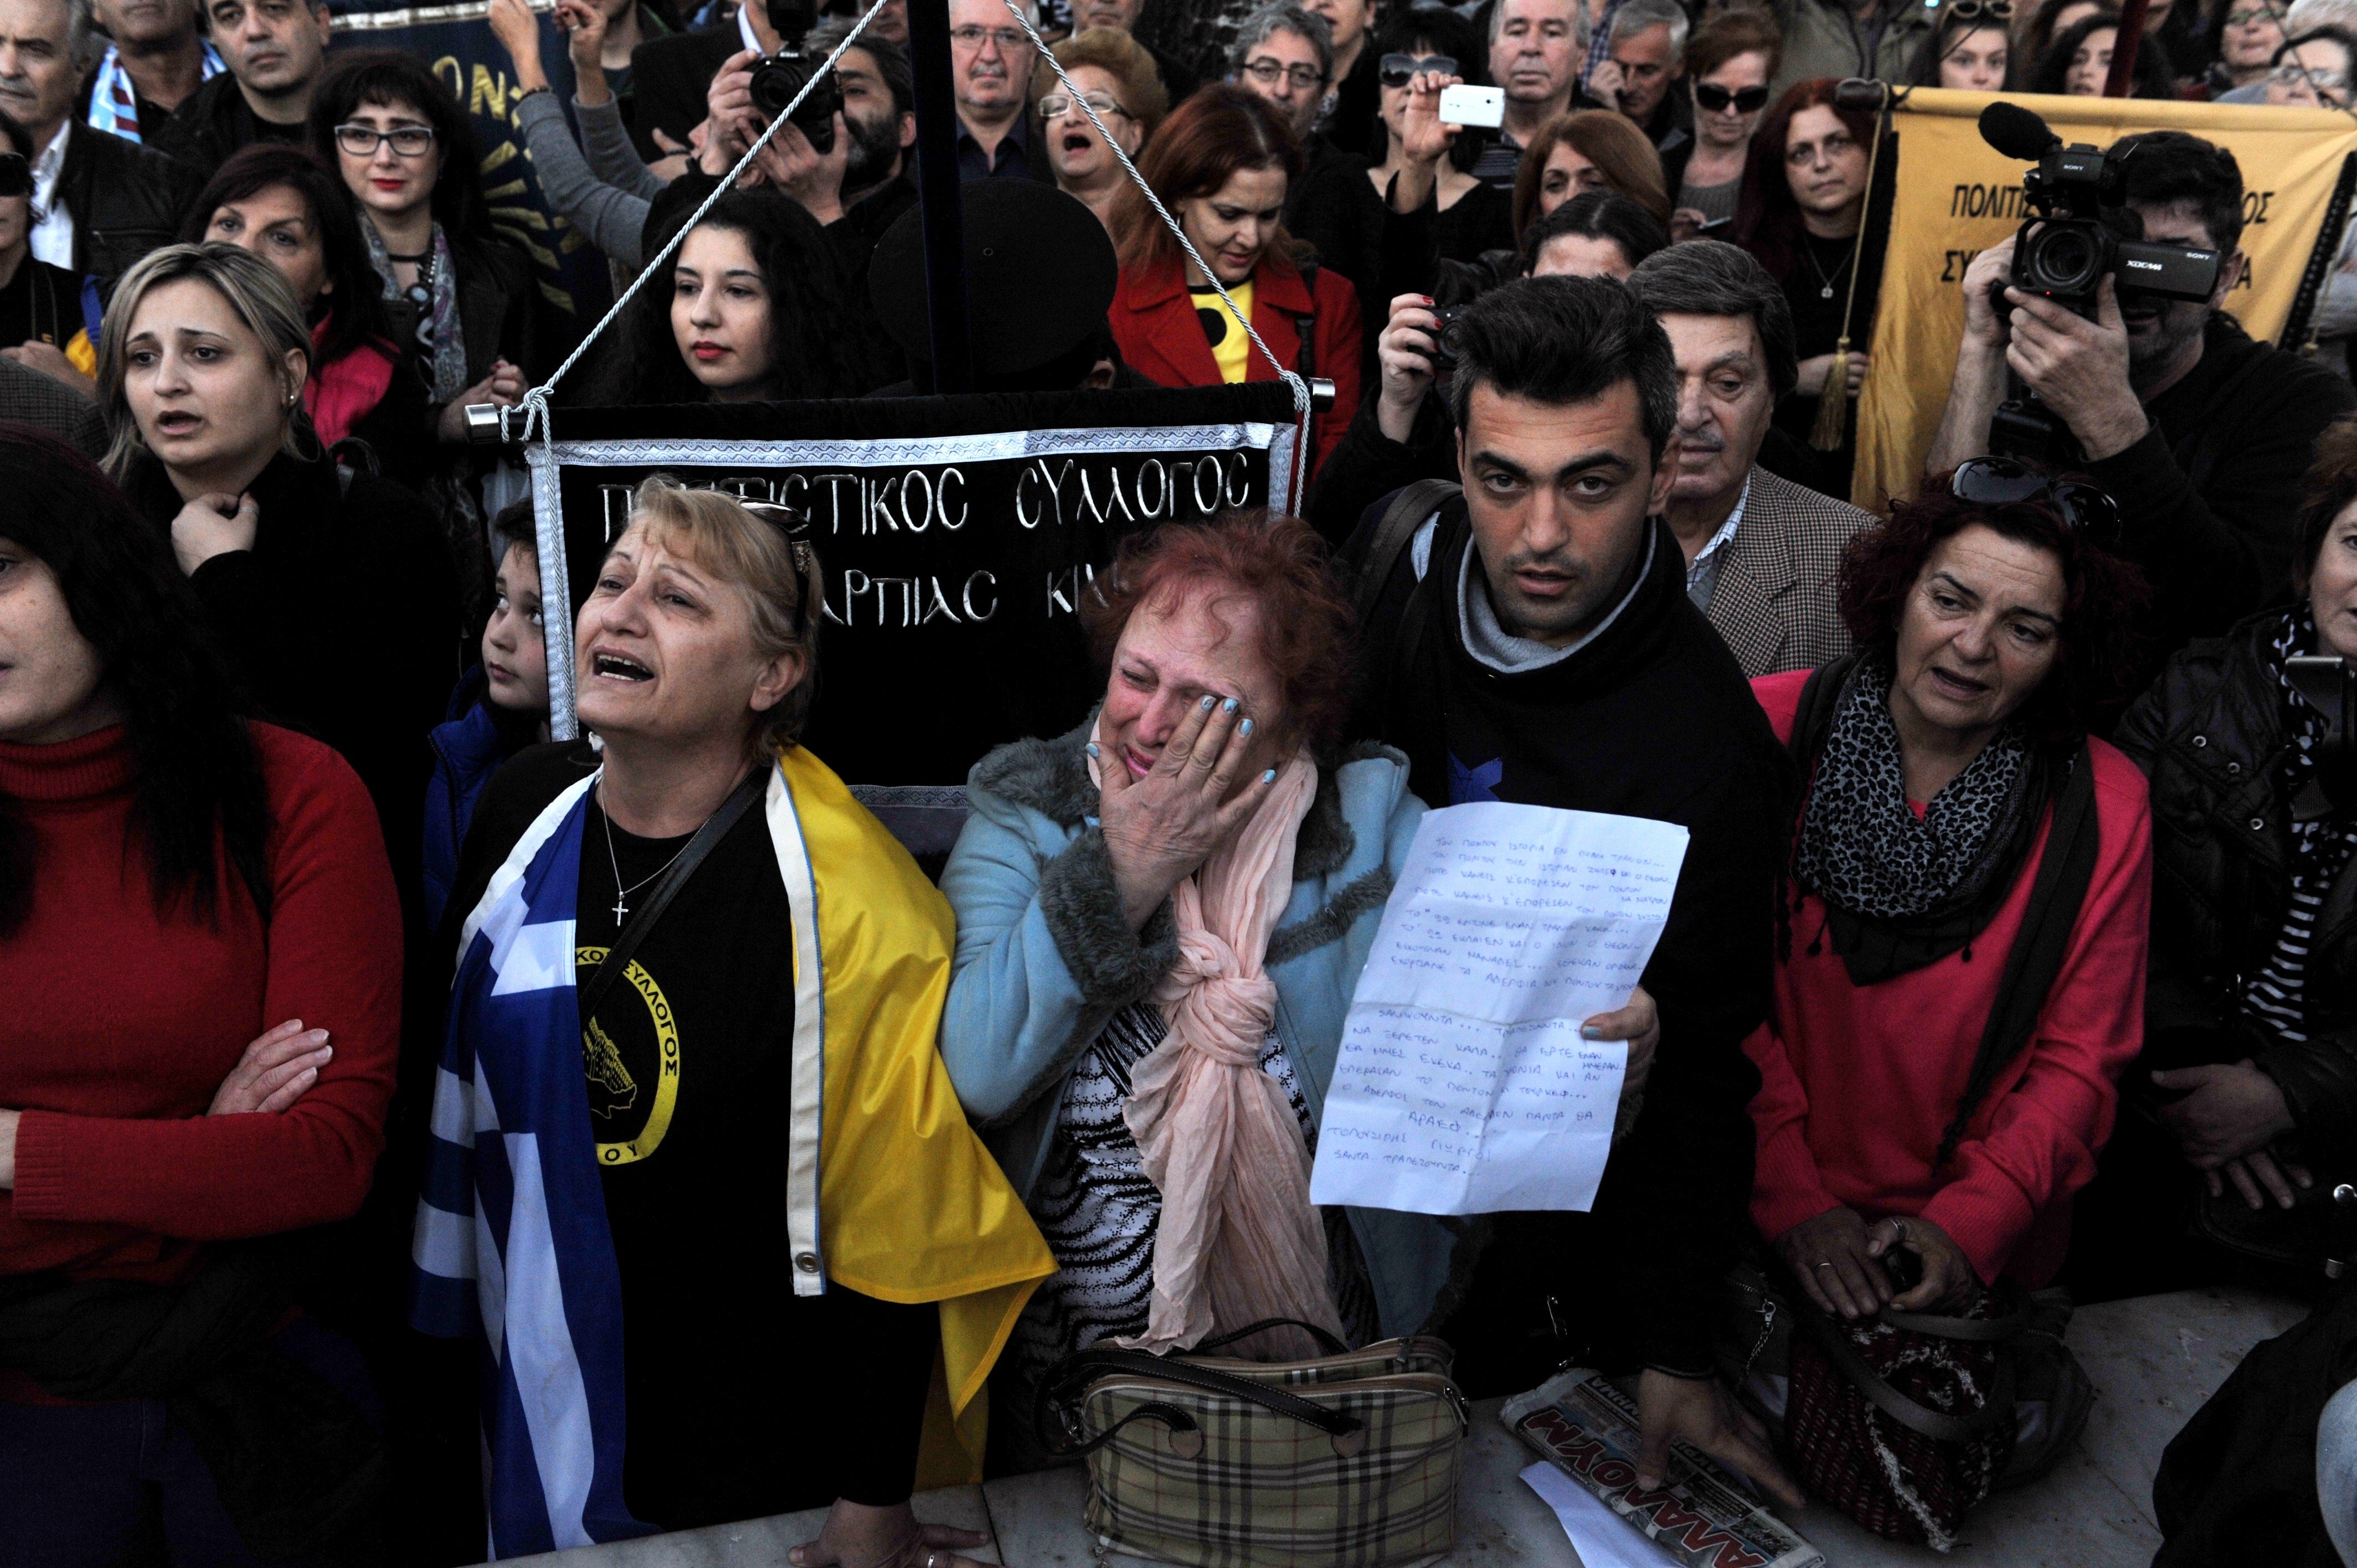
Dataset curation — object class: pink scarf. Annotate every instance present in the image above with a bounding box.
[1089,720,1342,1359]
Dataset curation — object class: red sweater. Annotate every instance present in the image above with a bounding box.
[0,723,401,1286]
[1744,671,2153,1288]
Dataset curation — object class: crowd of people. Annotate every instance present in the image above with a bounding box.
[8,0,2357,1557]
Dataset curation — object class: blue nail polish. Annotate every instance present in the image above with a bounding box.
[1262,769,1276,783]
[1222,697,1238,713]
[1239,718,1254,736]
[1085,742,1099,756]
[1581,1024,1604,1040]
[1201,694,1216,710]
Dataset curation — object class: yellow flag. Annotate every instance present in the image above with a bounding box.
[1854,87,2357,513]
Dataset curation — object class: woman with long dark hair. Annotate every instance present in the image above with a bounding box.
[1507,107,1672,241]
[182,143,428,477]
[1110,84,1362,477]
[1733,79,1882,497]
[586,191,868,406]
[2030,11,2179,95]
[1906,0,2018,89]
[0,422,400,1559]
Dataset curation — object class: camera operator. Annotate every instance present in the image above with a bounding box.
[1926,130,2355,658]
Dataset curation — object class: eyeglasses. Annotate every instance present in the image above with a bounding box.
[1949,456,2121,545]
[1038,90,1132,118]
[1378,51,1459,86]
[334,122,436,158]
[949,24,1030,50]
[0,151,26,199]
[2226,4,2284,22]
[2270,60,2351,91]
[1694,81,1771,112]
[1240,57,1330,90]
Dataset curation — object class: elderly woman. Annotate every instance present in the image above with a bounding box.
[99,242,459,894]
[1748,467,2153,1331]
[0,425,399,1559]
[415,478,1052,1554]
[938,511,1658,1465]
[2077,418,2357,1293]
[1034,27,1168,241]
[1668,8,1782,238]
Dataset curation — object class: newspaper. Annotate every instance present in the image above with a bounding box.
[1500,1368,1826,1568]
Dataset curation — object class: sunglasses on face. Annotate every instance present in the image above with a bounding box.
[1378,51,1459,86]
[1949,456,2121,545]
[0,152,27,199]
[1693,81,1770,112]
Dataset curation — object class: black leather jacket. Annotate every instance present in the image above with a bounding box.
[56,122,203,288]
[2114,611,2357,1167]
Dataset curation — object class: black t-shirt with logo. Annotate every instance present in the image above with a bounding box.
[452,741,935,1530]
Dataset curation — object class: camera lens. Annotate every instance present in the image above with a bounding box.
[2028,225,2102,293]
[750,57,801,118]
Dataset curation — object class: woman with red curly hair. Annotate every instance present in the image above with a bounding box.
[1109,86,1362,479]
[936,512,1655,1467]
[1747,466,2154,1338]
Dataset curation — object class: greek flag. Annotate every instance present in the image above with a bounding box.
[410,772,656,1557]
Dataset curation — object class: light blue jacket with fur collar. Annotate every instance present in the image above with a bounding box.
[937,716,1462,1340]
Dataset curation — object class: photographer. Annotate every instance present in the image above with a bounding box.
[1926,130,2355,660]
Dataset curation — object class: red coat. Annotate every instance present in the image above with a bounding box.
[1743,670,2153,1288]
[1110,252,1362,483]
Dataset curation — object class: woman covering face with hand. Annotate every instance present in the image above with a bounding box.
[937,512,1659,1469]
[416,477,1051,1554]
[99,243,460,896]
[0,426,401,1561]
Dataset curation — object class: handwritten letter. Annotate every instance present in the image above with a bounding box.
[1309,803,1689,1215]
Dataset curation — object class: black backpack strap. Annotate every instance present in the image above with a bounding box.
[1935,740,2103,1168]
[1351,478,1461,628]
[1784,654,1859,775]
[577,762,769,1025]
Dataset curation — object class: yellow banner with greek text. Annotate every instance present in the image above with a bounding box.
[1854,86,2357,513]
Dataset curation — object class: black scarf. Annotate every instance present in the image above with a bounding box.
[1788,651,2057,984]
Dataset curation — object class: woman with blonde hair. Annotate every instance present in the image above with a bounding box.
[1509,107,1672,243]
[97,241,458,885]
[1033,27,1169,240]
[415,477,1053,1552]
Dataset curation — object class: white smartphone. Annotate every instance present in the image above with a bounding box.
[1437,83,1505,128]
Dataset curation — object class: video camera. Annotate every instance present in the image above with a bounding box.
[1976,101,2225,463]
[748,0,843,154]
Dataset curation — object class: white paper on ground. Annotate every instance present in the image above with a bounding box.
[1308,802,1689,1215]
[1520,1461,1684,1568]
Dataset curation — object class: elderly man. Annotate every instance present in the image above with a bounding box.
[1228,0,1331,142]
[1474,0,1579,187]
[0,0,200,286]
[1627,240,1874,677]
[1587,0,1690,154]
[150,0,331,176]
[78,0,218,142]
[949,0,1050,180]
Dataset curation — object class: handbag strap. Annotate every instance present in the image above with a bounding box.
[1774,1258,2024,1444]
[1187,1317,1351,1357]
[577,761,769,1025]
[1032,1343,1367,1457]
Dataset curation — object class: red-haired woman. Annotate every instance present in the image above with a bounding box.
[935,510,1656,1466]
[1732,80,1881,497]
[1109,85,1362,478]
[1507,109,1674,241]
[1746,467,2152,1337]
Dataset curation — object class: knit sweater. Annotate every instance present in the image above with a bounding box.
[1744,670,2153,1287]
[0,723,402,1287]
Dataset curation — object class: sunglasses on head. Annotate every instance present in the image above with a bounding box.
[1694,81,1771,112]
[1943,0,2014,19]
[1378,51,1459,86]
[0,152,27,200]
[738,499,820,637]
[1949,456,2121,545]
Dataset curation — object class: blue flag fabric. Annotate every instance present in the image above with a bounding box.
[410,771,655,1557]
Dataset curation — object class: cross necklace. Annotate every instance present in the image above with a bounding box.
[601,805,690,924]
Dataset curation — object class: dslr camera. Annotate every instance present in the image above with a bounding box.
[747,0,843,154]
[1975,102,2224,461]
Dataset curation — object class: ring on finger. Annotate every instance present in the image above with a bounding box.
[1813,1261,1834,1271]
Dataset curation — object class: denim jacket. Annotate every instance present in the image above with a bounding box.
[937,716,1459,1339]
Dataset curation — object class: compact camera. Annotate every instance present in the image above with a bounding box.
[747,0,844,154]
[1428,305,1468,370]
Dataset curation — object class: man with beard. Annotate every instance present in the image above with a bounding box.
[1340,276,1799,1510]
[1627,240,1874,677]
[1928,131,2355,662]
[150,0,331,176]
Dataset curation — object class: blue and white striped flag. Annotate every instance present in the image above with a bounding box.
[411,773,656,1557]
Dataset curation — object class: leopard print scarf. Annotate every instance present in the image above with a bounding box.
[1793,651,2036,924]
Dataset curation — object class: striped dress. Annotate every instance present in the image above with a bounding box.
[1007,1002,1378,1396]
[2242,613,2357,1044]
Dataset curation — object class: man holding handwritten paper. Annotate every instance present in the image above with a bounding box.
[1341,276,1800,1508]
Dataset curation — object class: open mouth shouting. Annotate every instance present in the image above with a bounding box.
[591,650,654,684]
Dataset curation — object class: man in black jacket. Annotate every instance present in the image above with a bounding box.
[1926,130,2356,668]
[150,0,331,177]
[2,0,200,286]
[1342,276,1800,1505]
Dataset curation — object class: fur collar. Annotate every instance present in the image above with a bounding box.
[971,712,1390,880]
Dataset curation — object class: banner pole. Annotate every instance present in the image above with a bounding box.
[2104,0,2152,96]
[908,0,976,393]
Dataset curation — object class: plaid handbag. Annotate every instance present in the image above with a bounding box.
[1033,1319,1469,1568]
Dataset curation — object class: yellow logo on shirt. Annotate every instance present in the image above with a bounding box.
[577,946,680,1165]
